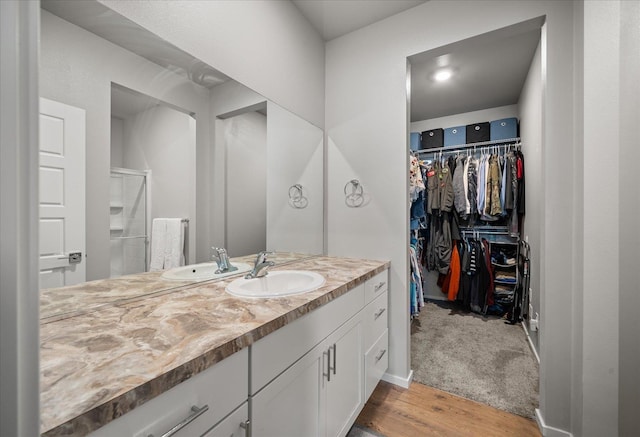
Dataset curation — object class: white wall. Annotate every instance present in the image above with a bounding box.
[210,81,324,258]
[210,81,267,259]
[123,105,196,264]
[110,116,124,167]
[40,11,211,280]
[267,102,324,254]
[580,1,627,434]
[0,2,40,435]
[410,104,518,133]
[517,40,542,355]
[99,0,325,129]
[223,112,267,257]
[618,1,640,435]
[326,0,576,432]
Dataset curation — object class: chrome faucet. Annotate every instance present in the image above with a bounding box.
[212,247,237,274]
[245,251,275,279]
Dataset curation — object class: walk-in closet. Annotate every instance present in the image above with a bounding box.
[407,19,542,419]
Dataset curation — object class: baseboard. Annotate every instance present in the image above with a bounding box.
[521,321,540,364]
[535,409,573,437]
[381,369,413,389]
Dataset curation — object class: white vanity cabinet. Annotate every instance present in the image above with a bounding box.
[250,268,388,437]
[88,348,248,437]
[362,270,389,400]
[324,313,364,437]
[251,305,363,437]
[201,403,248,437]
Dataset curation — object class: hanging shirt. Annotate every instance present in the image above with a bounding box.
[426,161,440,214]
[489,155,503,216]
[467,157,478,215]
[452,156,468,219]
[439,161,455,213]
[477,155,487,214]
[447,242,461,301]
[462,156,471,215]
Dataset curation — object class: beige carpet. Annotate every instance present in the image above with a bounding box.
[411,300,539,418]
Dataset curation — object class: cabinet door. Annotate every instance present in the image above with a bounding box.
[251,341,325,437]
[202,402,248,437]
[325,313,363,437]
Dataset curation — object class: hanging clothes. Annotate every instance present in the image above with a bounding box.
[412,141,525,319]
[453,156,468,219]
[446,242,461,301]
[409,154,425,202]
[426,161,440,214]
[409,243,425,316]
[439,160,454,213]
[467,157,478,216]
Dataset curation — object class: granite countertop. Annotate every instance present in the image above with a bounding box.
[40,252,315,323]
[40,255,389,436]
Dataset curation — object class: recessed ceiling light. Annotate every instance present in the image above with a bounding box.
[433,69,453,82]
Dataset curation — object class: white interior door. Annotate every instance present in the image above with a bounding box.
[39,98,86,289]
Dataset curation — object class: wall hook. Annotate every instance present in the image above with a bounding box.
[288,184,308,209]
[344,179,364,207]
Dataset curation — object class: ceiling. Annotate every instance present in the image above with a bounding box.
[292,0,427,41]
[409,20,542,121]
[291,0,540,122]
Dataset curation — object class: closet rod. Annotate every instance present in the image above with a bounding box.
[460,229,512,236]
[413,137,520,155]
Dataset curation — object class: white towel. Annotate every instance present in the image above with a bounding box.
[163,218,184,269]
[150,218,185,271]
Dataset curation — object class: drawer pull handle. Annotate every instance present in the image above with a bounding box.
[149,404,209,437]
[374,281,386,292]
[324,349,331,382]
[332,343,337,375]
[375,349,387,362]
[240,419,251,436]
[374,308,386,320]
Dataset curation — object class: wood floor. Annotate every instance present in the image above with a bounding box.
[354,381,541,437]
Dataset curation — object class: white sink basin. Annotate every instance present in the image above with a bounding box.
[226,270,325,298]
[161,262,252,281]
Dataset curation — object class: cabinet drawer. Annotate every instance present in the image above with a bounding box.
[89,349,248,437]
[364,330,388,401]
[364,270,388,304]
[202,402,248,437]
[364,291,388,351]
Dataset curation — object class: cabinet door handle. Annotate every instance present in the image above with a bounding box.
[148,404,209,437]
[374,281,386,292]
[240,419,251,437]
[375,349,387,362]
[324,349,331,382]
[374,308,386,320]
[331,343,337,375]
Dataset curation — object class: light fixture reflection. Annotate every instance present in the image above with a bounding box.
[433,69,453,82]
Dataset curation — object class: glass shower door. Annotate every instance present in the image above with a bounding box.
[110,168,148,277]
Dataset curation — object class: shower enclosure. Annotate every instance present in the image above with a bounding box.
[110,167,149,277]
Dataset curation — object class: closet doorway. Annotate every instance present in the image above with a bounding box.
[407,18,543,419]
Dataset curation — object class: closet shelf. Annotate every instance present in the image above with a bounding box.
[110,202,123,208]
[110,226,123,232]
[494,279,517,285]
[111,235,147,241]
[492,262,517,268]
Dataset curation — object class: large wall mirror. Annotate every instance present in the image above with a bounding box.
[39,0,324,321]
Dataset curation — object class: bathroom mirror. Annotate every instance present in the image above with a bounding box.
[39,0,324,321]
